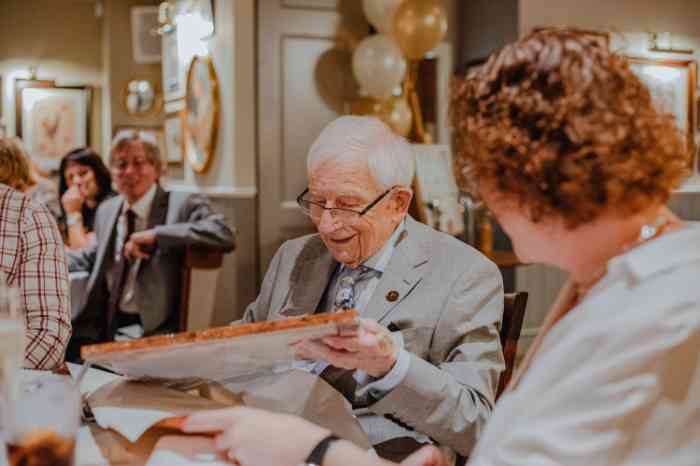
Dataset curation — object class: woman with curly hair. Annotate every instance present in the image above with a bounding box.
[175,29,699,466]
[58,147,115,249]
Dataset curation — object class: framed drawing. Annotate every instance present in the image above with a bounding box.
[185,55,220,173]
[532,26,610,50]
[162,29,186,102]
[628,57,697,163]
[164,111,185,164]
[112,125,167,172]
[15,79,92,171]
[131,6,161,64]
[411,144,464,236]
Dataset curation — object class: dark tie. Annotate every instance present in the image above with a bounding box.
[105,209,136,340]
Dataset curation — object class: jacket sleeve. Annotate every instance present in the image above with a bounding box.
[237,242,285,323]
[368,259,505,456]
[153,193,236,252]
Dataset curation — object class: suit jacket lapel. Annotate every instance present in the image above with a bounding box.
[147,185,169,229]
[364,217,429,323]
[93,197,123,283]
[281,236,338,317]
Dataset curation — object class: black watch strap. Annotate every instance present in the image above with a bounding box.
[305,434,340,466]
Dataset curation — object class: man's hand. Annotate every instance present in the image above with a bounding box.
[61,186,84,214]
[400,446,448,466]
[293,318,398,378]
[124,229,157,260]
[183,407,331,466]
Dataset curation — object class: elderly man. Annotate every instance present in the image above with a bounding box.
[67,131,235,361]
[240,116,504,460]
[0,138,71,369]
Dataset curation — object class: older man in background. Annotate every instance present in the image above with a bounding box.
[239,116,504,460]
[67,131,235,361]
[0,138,71,369]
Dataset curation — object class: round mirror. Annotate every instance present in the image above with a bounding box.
[123,79,160,115]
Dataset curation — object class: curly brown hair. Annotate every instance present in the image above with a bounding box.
[450,28,689,228]
[0,137,32,190]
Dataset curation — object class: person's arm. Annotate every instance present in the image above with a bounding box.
[154,193,236,252]
[237,241,285,324]
[61,185,93,249]
[366,260,504,456]
[19,203,72,369]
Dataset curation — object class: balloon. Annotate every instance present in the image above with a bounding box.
[393,0,447,60]
[362,0,404,34]
[352,34,407,99]
[383,96,413,136]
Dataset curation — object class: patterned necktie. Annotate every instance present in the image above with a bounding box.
[105,209,136,340]
[333,265,377,310]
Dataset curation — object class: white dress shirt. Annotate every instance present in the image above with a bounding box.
[108,184,157,314]
[469,225,700,466]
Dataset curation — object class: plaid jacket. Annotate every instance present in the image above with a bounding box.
[0,184,71,369]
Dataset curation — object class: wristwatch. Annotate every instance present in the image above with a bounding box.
[298,434,340,466]
[66,212,83,226]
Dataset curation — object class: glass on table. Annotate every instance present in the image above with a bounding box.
[2,375,80,466]
[0,280,24,400]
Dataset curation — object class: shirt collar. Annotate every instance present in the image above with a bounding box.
[359,218,406,273]
[607,224,700,284]
[121,183,157,220]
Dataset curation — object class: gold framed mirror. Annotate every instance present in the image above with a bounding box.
[184,55,220,174]
[122,79,162,116]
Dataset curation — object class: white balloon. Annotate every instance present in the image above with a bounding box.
[362,0,404,34]
[352,34,407,99]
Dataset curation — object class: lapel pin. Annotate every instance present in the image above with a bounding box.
[386,290,399,302]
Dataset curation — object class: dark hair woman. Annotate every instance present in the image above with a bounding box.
[58,147,115,249]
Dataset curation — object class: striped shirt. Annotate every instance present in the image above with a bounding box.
[0,184,71,369]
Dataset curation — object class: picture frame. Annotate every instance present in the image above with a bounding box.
[532,26,610,50]
[112,125,167,172]
[411,144,464,236]
[15,79,92,171]
[164,111,185,165]
[131,6,161,64]
[162,29,186,102]
[184,55,220,174]
[627,57,697,164]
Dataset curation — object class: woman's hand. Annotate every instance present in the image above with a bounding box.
[183,407,331,466]
[61,185,84,214]
[400,446,448,466]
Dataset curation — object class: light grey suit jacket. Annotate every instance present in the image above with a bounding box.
[69,185,235,340]
[241,216,504,456]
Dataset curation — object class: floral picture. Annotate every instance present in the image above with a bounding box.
[16,80,91,171]
[164,111,184,164]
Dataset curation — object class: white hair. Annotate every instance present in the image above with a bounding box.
[307,116,415,189]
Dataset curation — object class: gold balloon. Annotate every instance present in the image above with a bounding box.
[393,0,448,60]
[383,96,413,136]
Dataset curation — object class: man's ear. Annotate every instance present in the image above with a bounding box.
[393,188,413,215]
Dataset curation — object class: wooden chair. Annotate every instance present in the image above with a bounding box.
[178,247,224,331]
[496,291,529,399]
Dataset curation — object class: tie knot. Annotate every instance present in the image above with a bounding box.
[334,265,378,311]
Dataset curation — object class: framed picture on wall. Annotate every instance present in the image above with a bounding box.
[131,6,161,64]
[164,111,185,164]
[185,55,220,173]
[162,29,186,102]
[113,125,167,172]
[628,57,697,165]
[15,79,92,172]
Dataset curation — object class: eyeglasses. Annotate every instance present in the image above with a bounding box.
[111,157,152,173]
[296,187,396,223]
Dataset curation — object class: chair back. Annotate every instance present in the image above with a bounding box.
[496,291,528,399]
[179,248,224,331]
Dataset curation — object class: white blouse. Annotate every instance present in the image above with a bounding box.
[469,226,700,466]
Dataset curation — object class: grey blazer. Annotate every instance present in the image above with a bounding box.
[241,216,504,456]
[68,185,235,340]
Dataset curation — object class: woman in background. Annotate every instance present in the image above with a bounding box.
[178,29,700,466]
[0,137,61,220]
[58,147,115,249]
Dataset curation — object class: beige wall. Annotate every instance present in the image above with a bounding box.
[0,0,103,154]
[163,0,258,324]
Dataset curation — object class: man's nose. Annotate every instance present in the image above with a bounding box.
[317,209,339,233]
